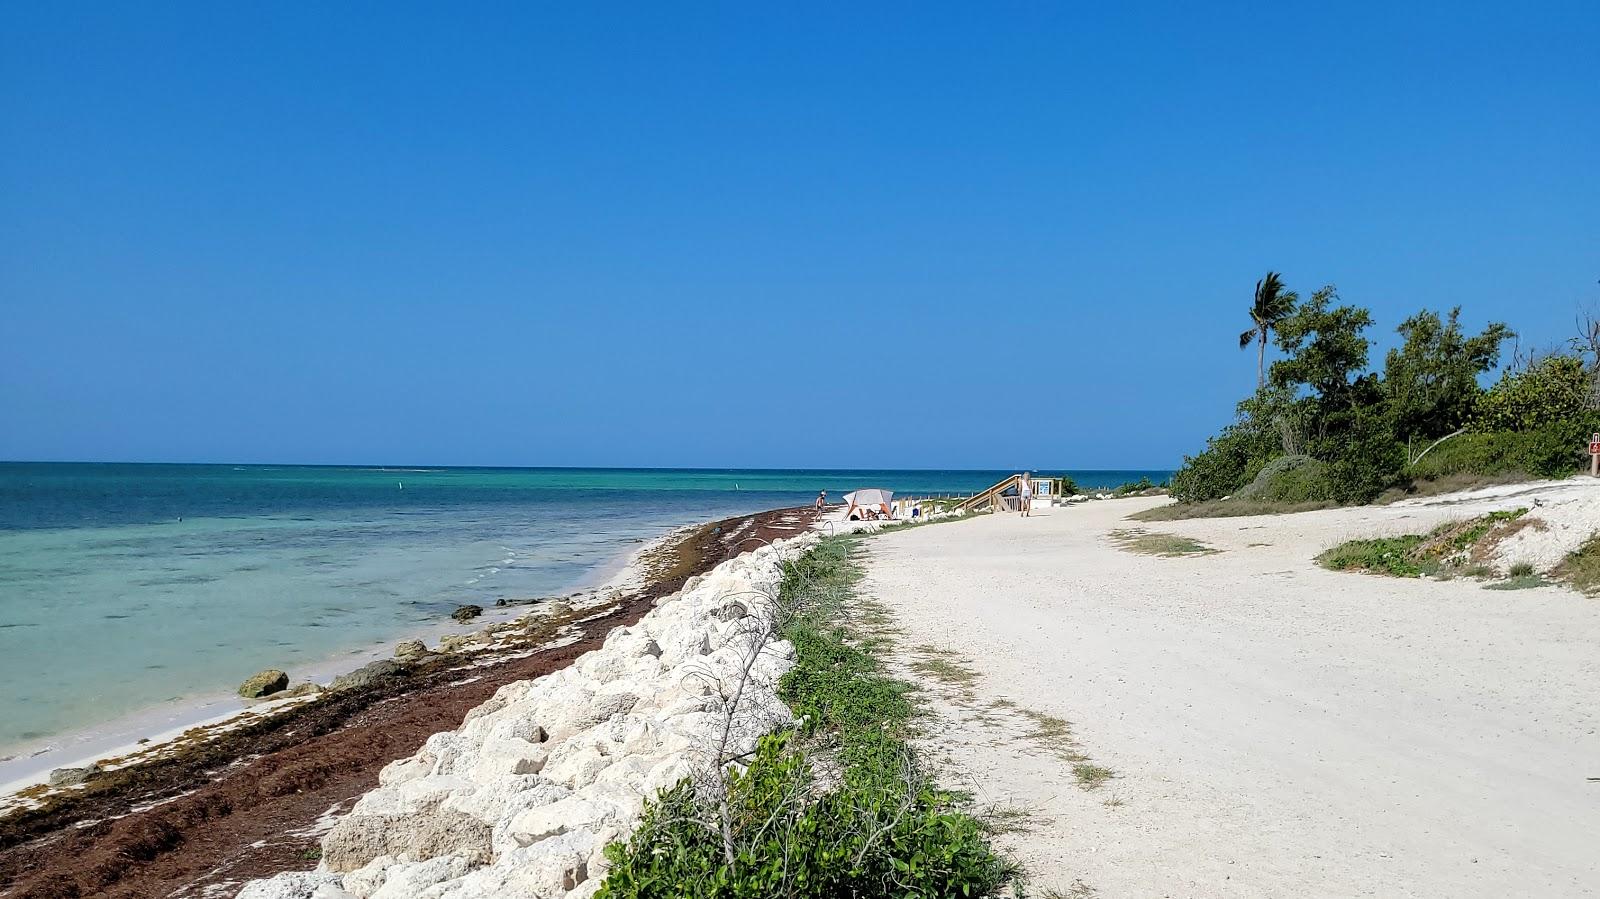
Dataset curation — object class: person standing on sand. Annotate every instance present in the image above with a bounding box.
[815,491,827,510]
[1019,474,1032,517]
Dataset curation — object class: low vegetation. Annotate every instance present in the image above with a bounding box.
[1486,574,1547,591]
[1552,535,1600,596]
[1109,528,1217,557]
[1168,277,1598,516]
[1317,510,1528,579]
[1318,534,1431,577]
[1130,498,1333,522]
[1070,763,1117,791]
[598,536,1012,898]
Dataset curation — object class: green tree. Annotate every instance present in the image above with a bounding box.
[1382,308,1513,441]
[1269,286,1372,405]
[1239,272,1299,389]
[1270,287,1403,501]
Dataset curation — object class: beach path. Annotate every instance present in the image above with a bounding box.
[861,495,1600,898]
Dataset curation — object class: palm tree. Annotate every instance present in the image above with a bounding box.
[1239,272,1298,389]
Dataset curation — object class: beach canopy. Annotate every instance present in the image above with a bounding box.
[843,488,893,507]
[843,488,894,519]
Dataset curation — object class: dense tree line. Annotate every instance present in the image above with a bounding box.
[1171,276,1600,505]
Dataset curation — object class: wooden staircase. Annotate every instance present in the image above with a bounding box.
[958,473,1023,512]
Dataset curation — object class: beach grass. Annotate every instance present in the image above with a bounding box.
[910,645,982,696]
[1109,528,1217,557]
[1553,534,1600,595]
[1072,762,1117,790]
[1130,499,1334,521]
[1486,575,1547,591]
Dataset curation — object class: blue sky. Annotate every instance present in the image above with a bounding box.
[2,2,1595,470]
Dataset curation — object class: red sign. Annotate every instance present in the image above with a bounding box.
[1591,433,1600,455]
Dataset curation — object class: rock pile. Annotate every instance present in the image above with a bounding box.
[239,533,815,899]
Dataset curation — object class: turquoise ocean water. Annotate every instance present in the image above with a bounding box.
[0,463,1169,754]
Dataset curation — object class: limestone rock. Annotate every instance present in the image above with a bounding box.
[393,639,427,659]
[452,604,484,623]
[238,668,289,699]
[330,659,406,692]
[711,599,749,621]
[236,872,350,899]
[321,805,492,873]
[508,796,619,847]
[48,765,100,788]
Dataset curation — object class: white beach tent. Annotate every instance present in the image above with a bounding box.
[843,488,894,519]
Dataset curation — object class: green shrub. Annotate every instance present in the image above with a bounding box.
[1316,404,1406,504]
[599,733,1004,899]
[1408,426,1593,481]
[1170,425,1277,502]
[1233,454,1332,503]
[1473,355,1591,432]
[1112,476,1158,496]
[597,538,1011,899]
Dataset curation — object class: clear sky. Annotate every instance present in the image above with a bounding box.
[2,3,1595,470]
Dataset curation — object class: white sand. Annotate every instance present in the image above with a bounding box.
[860,486,1600,898]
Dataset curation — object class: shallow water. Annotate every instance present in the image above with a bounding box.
[0,463,1168,754]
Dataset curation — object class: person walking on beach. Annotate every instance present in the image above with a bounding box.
[1019,474,1032,517]
[815,490,827,510]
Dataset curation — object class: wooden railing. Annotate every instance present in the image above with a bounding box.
[957,474,1022,511]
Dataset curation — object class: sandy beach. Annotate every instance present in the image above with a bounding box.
[859,487,1600,898]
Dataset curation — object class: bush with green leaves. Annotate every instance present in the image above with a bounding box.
[598,732,1002,899]
[1233,454,1332,503]
[1312,400,1406,504]
[1112,476,1158,495]
[597,538,1011,899]
[1473,355,1591,433]
[1406,427,1594,481]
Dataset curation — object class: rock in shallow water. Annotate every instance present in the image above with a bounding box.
[452,604,484,623]
[239,668,290,698]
